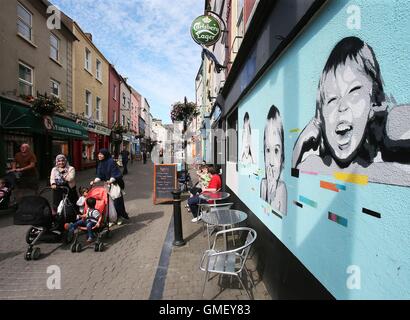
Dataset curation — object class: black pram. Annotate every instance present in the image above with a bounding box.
[13,186,77,260]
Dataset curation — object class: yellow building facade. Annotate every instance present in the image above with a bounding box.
[71,22,109,125]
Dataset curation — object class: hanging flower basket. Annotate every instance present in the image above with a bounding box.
[170,101,199,123]
[27,93,65,117]
[112,123,128,134]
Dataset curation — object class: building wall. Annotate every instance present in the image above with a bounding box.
[108,65,120,128]
[72,23,109,125]
[119,80,131,129]
[0,0,74,109]
[235,0,410,299]
[131,89,141,134]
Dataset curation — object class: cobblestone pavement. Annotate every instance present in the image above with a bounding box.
[0,161,270,300]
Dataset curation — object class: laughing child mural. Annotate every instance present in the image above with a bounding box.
[292,36,410,186]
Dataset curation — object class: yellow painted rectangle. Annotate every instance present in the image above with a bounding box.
[334,172,368,185]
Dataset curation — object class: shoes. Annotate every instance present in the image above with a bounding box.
[108,222,115,227]
[87,237,95,243]
[191,216,202,223]
[117,218,123,225]
[123,214,130,220]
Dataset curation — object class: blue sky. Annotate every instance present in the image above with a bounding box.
[52,0,203,124]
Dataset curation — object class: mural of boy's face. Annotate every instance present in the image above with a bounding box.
[321,58,374,164]
[264,117,283,193]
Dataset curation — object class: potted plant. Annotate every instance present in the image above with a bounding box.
[27,93,65,117]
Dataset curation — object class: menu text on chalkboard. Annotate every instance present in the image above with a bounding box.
[153,164,177,204]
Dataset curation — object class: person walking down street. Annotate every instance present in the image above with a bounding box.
[142,151,147,164]
[91,149,129,224]
[120,147,130,175]
[8,143,39,200]
[50,154,79,214]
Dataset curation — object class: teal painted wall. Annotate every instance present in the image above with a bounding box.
[237,0,410,299]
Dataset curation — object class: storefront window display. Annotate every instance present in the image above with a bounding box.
[82,141,95,164]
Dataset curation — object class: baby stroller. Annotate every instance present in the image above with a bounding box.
[0,172,18,214]
[70,185,112,253]
[178,170,193,192]
[13,186,77,260]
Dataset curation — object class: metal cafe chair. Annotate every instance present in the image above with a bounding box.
[199,227,257,299]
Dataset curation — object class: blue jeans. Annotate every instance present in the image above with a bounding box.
[69,219,97,239]
[188,195,207,218]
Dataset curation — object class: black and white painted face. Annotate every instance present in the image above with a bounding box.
[322,58,374,164]
[243,119,251,156]
[264,117,283,194]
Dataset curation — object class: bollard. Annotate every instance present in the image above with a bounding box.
[171,190,186,246]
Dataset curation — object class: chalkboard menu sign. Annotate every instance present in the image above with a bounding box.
[153,164,177,204]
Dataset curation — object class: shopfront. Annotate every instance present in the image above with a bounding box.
[76,119,111,169]
[0,96,88,177]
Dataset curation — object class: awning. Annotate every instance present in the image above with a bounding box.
[52,116,89,140]
[0,97,44,133]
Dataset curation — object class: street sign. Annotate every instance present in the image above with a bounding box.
[190,15,222,47]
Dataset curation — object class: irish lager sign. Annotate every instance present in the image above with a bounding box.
[191,15,222,47]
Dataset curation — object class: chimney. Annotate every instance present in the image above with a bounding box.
[85,33,93,41]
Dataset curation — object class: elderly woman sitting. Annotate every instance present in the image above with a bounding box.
[50,154,78,214]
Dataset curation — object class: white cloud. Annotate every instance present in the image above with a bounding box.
[53,0,203,122]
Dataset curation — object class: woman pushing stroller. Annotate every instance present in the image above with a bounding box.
[50,154,78,215]
[90,149,129,225]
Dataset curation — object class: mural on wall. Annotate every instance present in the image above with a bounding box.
[240,112,255,165]
[292,36,410,186]
[260,105,287,216]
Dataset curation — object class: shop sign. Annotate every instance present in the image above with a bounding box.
[211,105,222,125]
[123,134,131,142]
[76,119,111,136]
[54,123,83,136]
[191,15,222,47]
[43,116,54,130]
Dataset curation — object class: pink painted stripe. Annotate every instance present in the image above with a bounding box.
[301,170,319,175]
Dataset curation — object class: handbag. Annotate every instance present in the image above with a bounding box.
[109,183,122,200]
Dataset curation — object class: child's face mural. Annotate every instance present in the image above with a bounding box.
[243,119,251,155]
[264,117,283,193]
[321,58,374,164]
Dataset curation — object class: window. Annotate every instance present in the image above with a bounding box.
[85,90,92,117]
[50,79,60,97]
[113,85,117,100]
[85,48,91,71]
[96,97,101,121]
[113,110,117,124]
[122,93,126,106]
[227,110,238,163]
[50,34,59,61]
[127,120,130,130]
[122,115,125,126]
[96,59,102,81]
[127,98,130,109]
[19,62,33,96]
[17,3,32,41]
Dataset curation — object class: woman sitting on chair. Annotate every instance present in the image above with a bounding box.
[188,165,221,223]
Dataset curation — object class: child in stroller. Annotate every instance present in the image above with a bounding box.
[67,185,112,253]
[0,178,10,210]
[65,197,101,243]
[0,172,18,212]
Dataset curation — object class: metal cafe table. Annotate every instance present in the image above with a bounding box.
[199,191,230,202]
[200,209,248,249]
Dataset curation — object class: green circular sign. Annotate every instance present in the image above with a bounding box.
[190,15,222,47]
